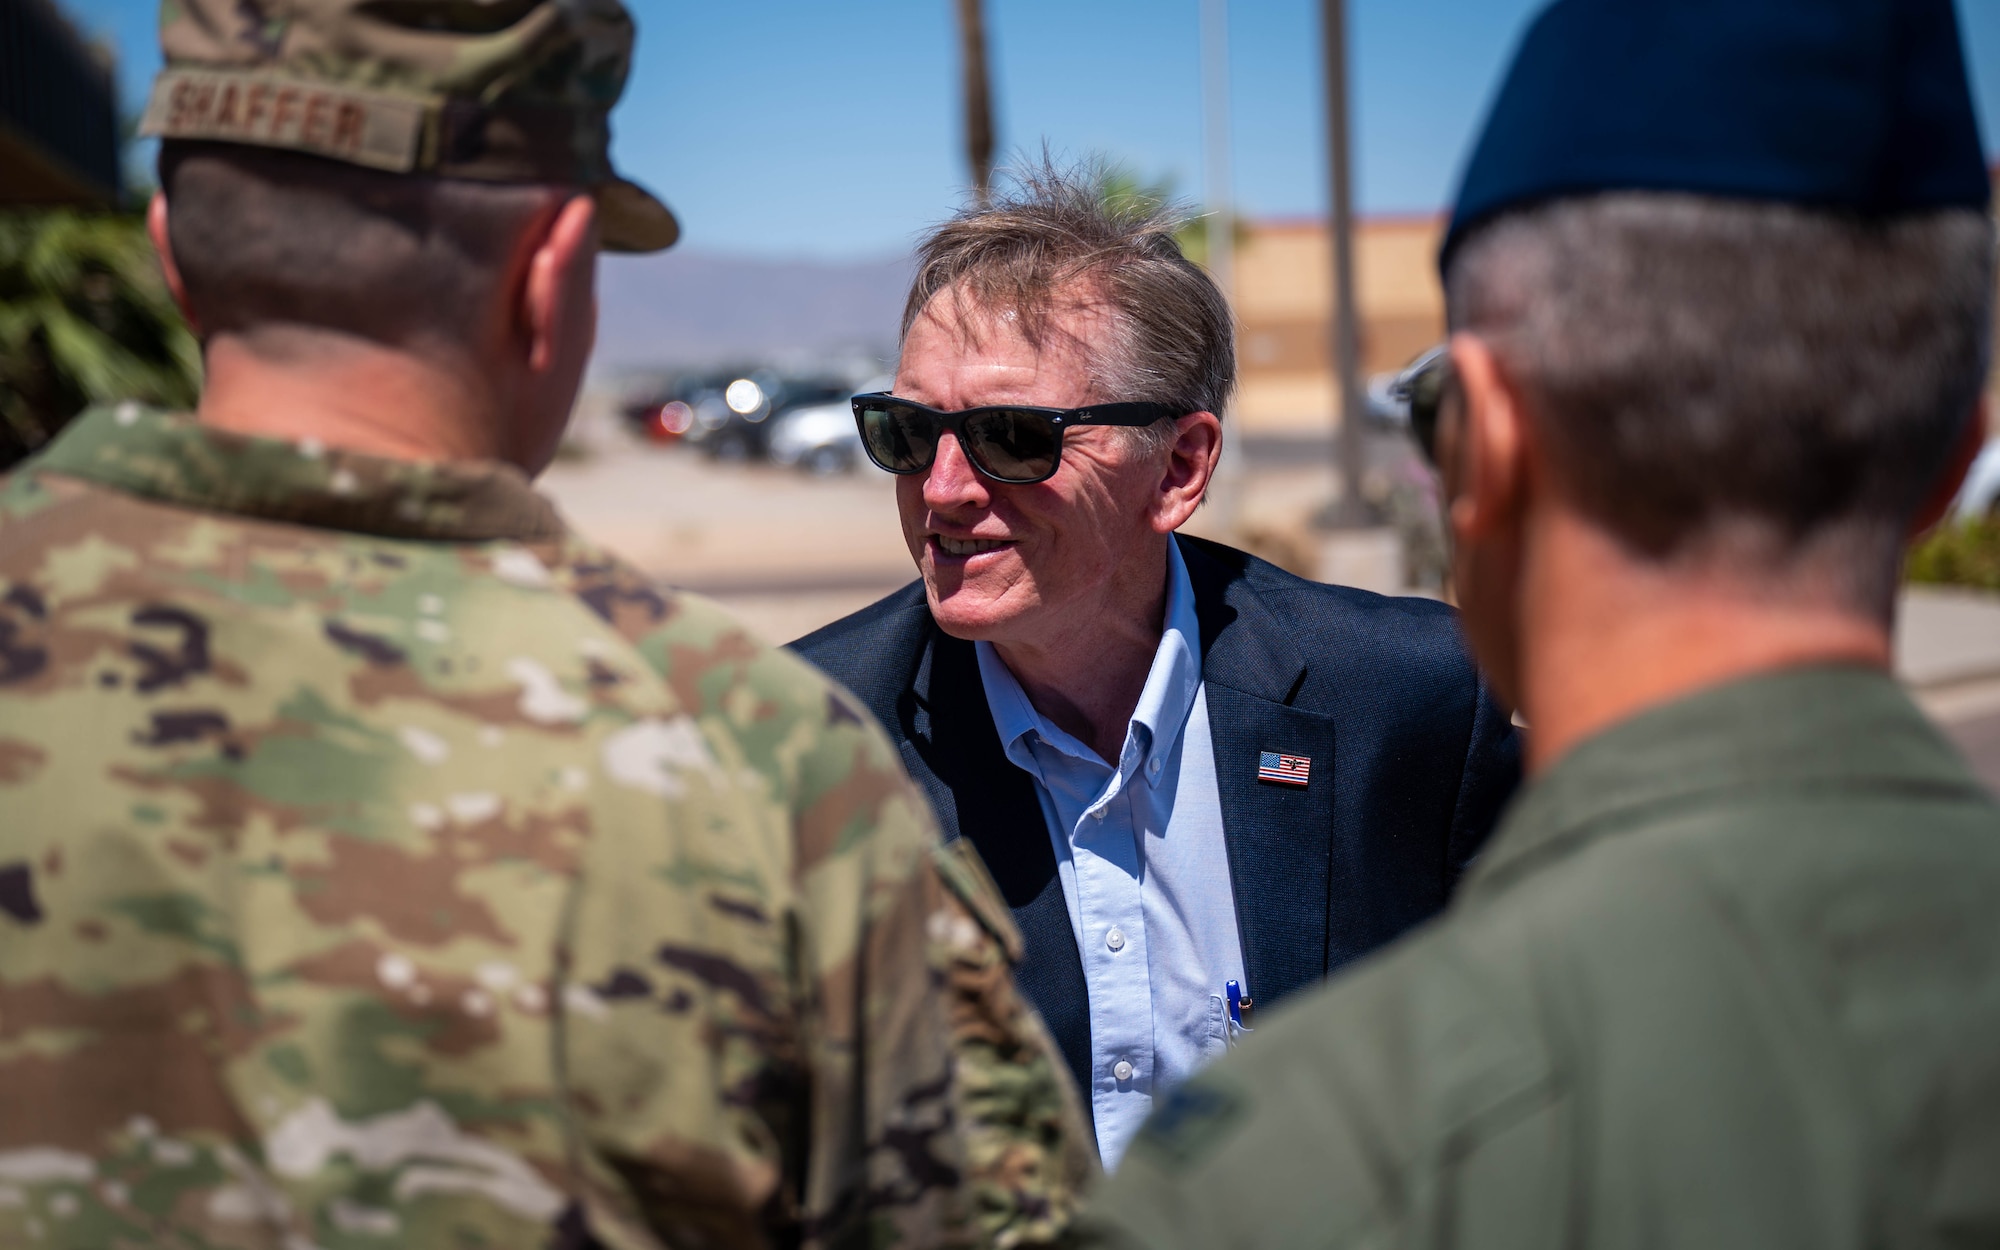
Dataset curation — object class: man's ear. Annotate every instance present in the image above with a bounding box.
[521,194,599,373]
[146,192,200,336]
[1150,410,1224,534]
[1445,332,1527,543]
[1908,397,1988,539]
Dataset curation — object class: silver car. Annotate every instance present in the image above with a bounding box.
[768,377,889,475]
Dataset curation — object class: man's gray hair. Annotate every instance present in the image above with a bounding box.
[1446,192,1995,614]
[901,159,1235,457]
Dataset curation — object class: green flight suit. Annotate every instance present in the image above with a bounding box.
[0,407,1092,1250]
[1079,665,2000,1249]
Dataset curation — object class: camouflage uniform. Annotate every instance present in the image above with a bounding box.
[0,405,1092,1248]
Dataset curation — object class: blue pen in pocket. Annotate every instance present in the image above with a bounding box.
[1225,980,1253,1045]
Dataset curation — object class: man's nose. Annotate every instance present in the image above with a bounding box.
[923,432,990,510]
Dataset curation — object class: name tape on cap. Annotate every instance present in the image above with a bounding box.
[140,70,428,174]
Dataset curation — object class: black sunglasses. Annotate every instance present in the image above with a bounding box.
[1391,345,1453,465]
[851,393,1181,485]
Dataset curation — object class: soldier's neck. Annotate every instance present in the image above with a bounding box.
[1516,510,1893,777]
[194,330,532,468]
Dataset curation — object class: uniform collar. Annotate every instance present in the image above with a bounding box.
[977,536,1204,789]
[1461,663,1987,901]
[27,405,566,543]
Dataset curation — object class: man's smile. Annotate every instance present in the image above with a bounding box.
[932,534,1017,558]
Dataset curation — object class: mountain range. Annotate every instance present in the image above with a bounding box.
[591,249,914,377]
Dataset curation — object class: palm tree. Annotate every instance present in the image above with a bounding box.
[955,0,995,205]
[1094,165,1245,270]
[0,209,200,469]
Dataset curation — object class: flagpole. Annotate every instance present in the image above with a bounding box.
[1321,0,1372,527]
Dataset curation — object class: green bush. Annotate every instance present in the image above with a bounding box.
[1907,517,2000,592]
[0,209,200,470]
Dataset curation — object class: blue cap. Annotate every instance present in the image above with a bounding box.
[1444,0,1992,268]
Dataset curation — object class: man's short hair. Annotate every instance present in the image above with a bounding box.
[902,160,1235,447]
[158,140,571,350]
[1447,192,1995,610]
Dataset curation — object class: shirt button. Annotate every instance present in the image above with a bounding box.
[1148,757,1161,775]
[1090,807,1106,821]
[1113,1060,1135,1082]
[1105,927,1126,952]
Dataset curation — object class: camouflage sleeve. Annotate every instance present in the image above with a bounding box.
[922,834,1099,1246]
[558,554,1092,1248]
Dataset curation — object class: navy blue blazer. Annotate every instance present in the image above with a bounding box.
[790,534,1520,1120]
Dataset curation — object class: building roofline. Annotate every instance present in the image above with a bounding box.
[1247,210,1447,234]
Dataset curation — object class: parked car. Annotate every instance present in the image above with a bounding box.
[1954,436,2000,522]
[769,376,887,475]
[769,402,861,474]
[627,398,695,443]
[683,372,858,463]
[616,366,751,443]
[682,373,777,461]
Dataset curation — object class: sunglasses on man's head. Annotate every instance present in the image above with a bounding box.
[850,393,1181,485]
[1391,345,1453,466]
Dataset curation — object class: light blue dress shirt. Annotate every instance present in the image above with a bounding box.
[975,539,1246,1169]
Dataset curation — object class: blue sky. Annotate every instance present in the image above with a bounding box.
[61,0,2000,259]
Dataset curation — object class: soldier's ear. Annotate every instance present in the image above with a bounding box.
[147,193,201,338]
[522,193,599,374]
[1445,333,1527,545]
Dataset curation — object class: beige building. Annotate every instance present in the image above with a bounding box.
[1230,214,1447,434]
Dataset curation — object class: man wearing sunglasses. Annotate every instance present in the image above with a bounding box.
[1077,0,2000,1243]
[793,163,1520,1168]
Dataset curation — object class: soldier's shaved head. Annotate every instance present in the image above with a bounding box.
[1445,194,1994,616]
[158,141,574,352]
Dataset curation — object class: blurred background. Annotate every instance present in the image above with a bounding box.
[5,0,2000,782]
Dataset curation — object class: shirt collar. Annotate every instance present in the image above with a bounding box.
[1461,663,1987,901]
[26,405,566,543]
[976,537,1204,788]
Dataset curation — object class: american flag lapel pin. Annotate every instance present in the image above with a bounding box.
[1257,751,1311,787]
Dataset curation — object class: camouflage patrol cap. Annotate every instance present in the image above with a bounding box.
[139,0,677,252]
